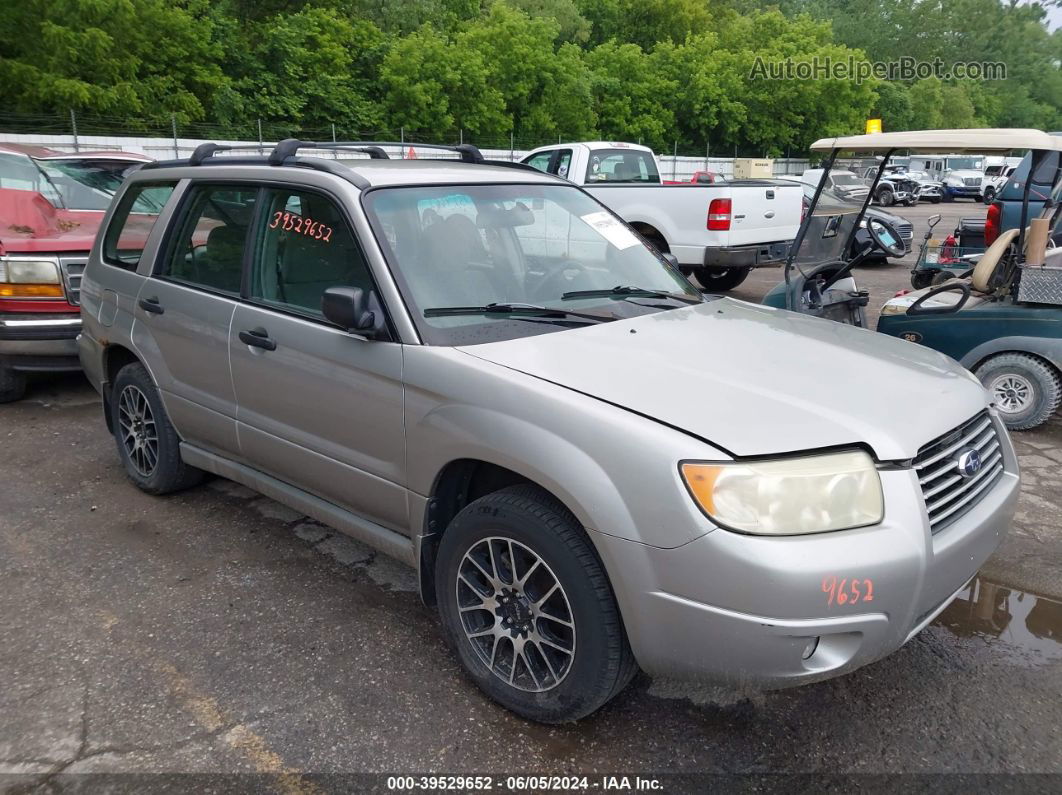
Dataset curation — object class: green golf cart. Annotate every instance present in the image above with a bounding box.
[764,129,1062,431]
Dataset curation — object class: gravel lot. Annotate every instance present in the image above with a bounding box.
[2,198,1060,788]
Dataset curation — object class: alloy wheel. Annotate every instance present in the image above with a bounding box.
[455,536,576,693]
[118,384,159,477]
[989,373,1034,414]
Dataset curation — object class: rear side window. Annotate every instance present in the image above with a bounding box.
[249,187,374,318]
[160,184,258,295]
[524,152,552,173]
[102,182,177,270]
[585,149,660,184]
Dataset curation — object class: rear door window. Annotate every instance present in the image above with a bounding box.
[524,152,553,173]
[159,184,258,294]
[102,182,178,270]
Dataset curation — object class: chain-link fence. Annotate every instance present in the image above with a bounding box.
[0,111,812,179]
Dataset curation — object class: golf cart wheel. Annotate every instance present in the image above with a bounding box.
[0,367,27,403]
[911,271,935,290]
[975,353,1061,431]
[695,267,749,291]
[435,485,637,723]
[877,188,894,207]
[111,362,205,494]
[930,270,955,286]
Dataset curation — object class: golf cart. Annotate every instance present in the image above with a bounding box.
[764,129,1062,431]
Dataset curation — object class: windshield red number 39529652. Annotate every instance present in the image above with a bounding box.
[269,211,333,243]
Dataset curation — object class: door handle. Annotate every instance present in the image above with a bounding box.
[238,327,277,351]
[138,296,164,314]
[764,211,775,218]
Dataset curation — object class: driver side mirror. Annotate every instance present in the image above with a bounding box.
[322,286,377,336]
[661,252,680,268]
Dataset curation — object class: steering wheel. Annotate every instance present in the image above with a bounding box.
[866,217,907,258]
[531,259,592,300]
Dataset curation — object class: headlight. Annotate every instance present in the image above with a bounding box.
[681,450,883,535]
[0,258,64,298]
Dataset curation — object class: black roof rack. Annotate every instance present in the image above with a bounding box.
[140,139,549,190]
[277,140,487,164]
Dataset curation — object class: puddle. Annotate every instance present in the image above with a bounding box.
[933,577,1062,664]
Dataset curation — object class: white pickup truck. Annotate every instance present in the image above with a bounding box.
[521,141,802,290]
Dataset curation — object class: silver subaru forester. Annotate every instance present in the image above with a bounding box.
[79,141,1019,723]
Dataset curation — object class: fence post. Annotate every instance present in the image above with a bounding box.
[171,115,179,158]
[705,142,709,171]
[331,123,336,143]
[672,141,677,181]
[400,127,404,158]
[69,109,79,152]
[257,119,264,154]
[510,131,514,162]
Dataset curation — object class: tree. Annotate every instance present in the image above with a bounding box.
[0,0,229,121]
[221,7,387,132]
[585,42,677,150]
[379,25,508,137]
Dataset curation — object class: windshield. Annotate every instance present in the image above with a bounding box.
[831,173,863,187]
[947,157,984,171]
[33,158,146,211]
[790,172,867,270]
[363,184,701,345]
[0,153,148,212]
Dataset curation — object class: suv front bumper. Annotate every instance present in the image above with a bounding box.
[0,314,83,372]
[590,419,1019,687]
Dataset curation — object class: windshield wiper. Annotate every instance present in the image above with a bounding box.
[561,285,702,304]
[423,302,615,323]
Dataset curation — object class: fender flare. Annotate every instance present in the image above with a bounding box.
[961,336,1062,373]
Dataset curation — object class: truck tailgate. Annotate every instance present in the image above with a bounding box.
[725,181,802,247]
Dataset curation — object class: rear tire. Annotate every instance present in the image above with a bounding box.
[982,187,996,204]
[930,270,955,286]
[695,267,750,291]
[878,188,894,207]
[435,485,637,723]
[975,353,1061,431]
[0,367,27,403]
[110,362,204,494]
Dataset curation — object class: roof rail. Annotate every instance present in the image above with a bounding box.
[268,139,390,165]
[270,140,486,165]
[188,143,270,165]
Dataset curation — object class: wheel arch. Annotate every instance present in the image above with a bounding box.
[418,458,604,607]
[962,337,1062,375]
[101,343,143,433]
[628,221,669,253]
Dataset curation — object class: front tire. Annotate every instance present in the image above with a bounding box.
[975,353,1061,431]
[877,188,894,207]
[0,367,27,403]
[983,187,996,204]
[435,485,636,723]
[695,266,750,291]
[110,362,204,494]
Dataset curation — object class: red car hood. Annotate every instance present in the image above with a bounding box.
[0,188,103,253]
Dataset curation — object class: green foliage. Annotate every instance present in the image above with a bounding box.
[0,0,1058,154]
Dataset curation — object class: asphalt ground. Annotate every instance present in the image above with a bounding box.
[2,197,1060,790]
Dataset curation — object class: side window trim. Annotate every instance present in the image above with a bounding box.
[244,184,395,337]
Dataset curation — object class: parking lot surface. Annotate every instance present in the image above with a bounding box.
[2,199,1061,787]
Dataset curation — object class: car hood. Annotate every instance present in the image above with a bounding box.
[458,299,987,461]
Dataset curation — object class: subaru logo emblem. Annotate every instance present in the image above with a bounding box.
[955,449,982,478]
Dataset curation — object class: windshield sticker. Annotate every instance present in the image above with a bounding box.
[580,211,641,250]
[269,211,333,243]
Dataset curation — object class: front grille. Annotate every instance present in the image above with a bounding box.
[896,222,914,242]
[914,410,1004,533]
[963,177,982,188]
[59,257,86,305]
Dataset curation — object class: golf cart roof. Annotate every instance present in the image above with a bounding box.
[811,129,1062,154]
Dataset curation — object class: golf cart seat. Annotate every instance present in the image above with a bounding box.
[880,228,1024,316]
